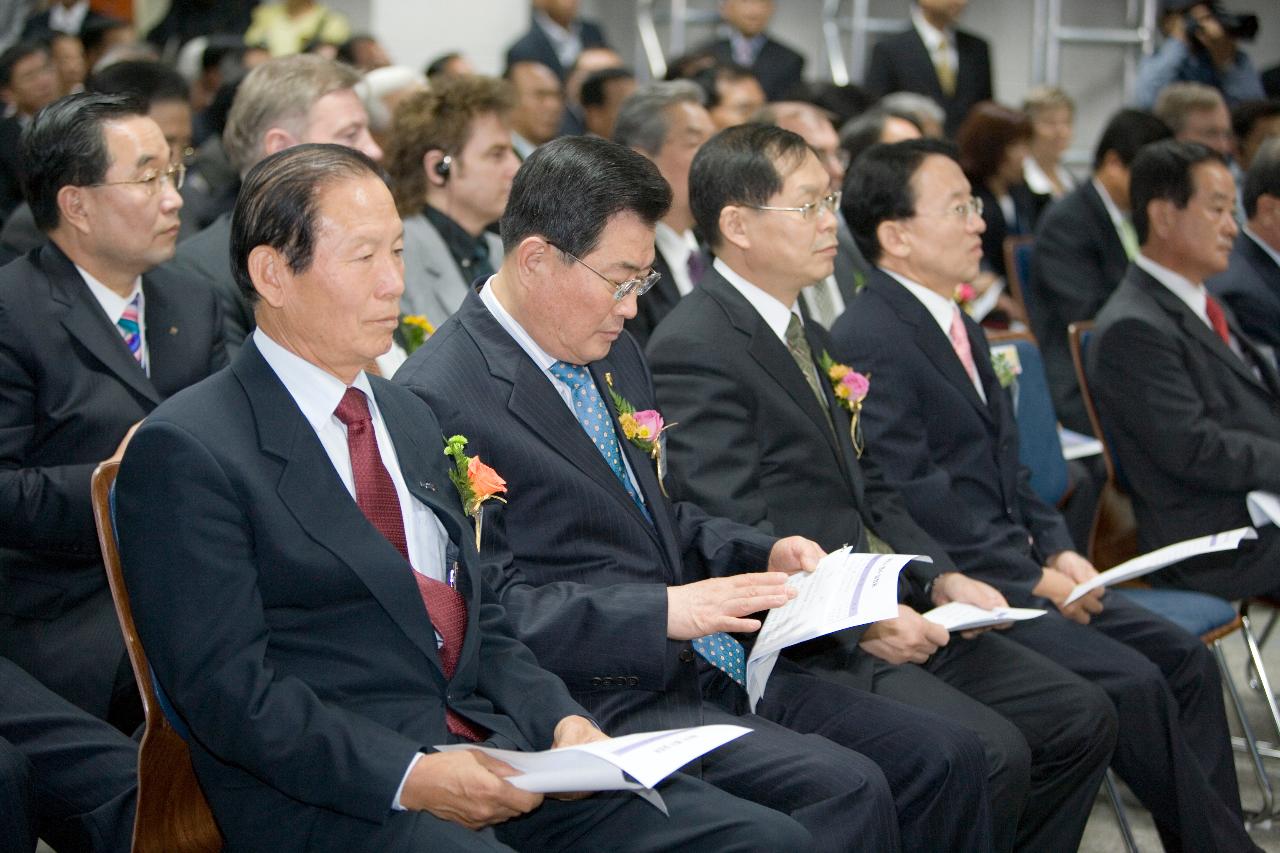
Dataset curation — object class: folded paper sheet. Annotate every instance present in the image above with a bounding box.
[923,601,1046,632]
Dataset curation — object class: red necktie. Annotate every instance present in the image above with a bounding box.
[334,387,485,742]
[1205,295,1232,347]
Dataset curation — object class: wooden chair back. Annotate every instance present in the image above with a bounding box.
[1002,235,1036,332]
[91,461,223,853]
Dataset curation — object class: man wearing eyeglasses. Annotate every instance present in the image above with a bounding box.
[0,92,226,731]
[829,138,1257,852]
[396,134,994,852]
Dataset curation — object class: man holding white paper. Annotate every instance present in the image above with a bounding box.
[650,123,1116,853]
[831,138,1256,852]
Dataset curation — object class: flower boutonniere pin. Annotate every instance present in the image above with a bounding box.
[989,345,1022,389]
[819,351,870,458]
[605,372,675,496]
[398,314,435,355]
[443,435,507,550]
[953,283,976,316]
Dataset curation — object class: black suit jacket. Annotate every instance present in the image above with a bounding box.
[394,291,777,735]
[115,339,584,849]
[1089,265,1280,596]
[830,270,1075,602]
[624,239,708,348]
[504,17,607,80]
[0,116,26,224]
[161,212,254,357]
[21,8,113,39]
[1208,231,1280,359]
[699,35,806,101]
[0,241,226,718]
[864,27,992,137]
[975,183,1048,279]
[1027,180,1131,434]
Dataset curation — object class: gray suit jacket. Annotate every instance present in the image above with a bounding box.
[401,212,504,326]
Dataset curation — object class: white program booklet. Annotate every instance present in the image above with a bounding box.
[1247,491,1280,528]
[923,602,1046,632]
[1064,527,1258,605]
[436,724,752,814]
[744,548,927,710]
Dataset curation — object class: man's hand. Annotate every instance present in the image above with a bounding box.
[930,572,1011,638]
[107,421,143,463]
[1047,550,1099,585]
[399,750,543,829]
[859,605,950,665]
[1034,567,1103,626]
[548,715,609,800]
[767,536,825,574]
[1186,4,1237,68]
[666,572,796,640]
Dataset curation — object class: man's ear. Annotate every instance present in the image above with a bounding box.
[55,185,93,235]
[513,235,552,287]
[718,205,751,252]
[261,127,299,158]
[876,219,911,260]
[247,245,289,309]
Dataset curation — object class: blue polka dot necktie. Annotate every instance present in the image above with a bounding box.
[548,361,744,686]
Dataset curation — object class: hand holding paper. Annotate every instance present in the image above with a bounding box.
[924,602,1046,632]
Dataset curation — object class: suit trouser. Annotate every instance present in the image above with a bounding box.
[0,658,137,853]
[870,631,1117,853]
[1004,594,1257,853]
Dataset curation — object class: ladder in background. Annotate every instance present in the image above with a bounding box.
[635,0,720,79]
[1032,0,1159,88]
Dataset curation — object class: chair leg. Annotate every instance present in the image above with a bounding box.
[1244,601,1279,691]
[1214,638,1275,820]
[1105,770,1141,853]
[1240,612,1280,818]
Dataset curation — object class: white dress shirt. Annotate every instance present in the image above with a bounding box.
[714,257,802,346]
[911,4,957,80]
[1023,156,1076,198]
[533,10,583,70]
[655,222,700,297]
[1134,253,1252,363]
[79,265,148,375]
[48,0,89,34]
[886,268,987,402]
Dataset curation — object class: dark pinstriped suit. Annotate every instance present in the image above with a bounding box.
[396,287,994,853]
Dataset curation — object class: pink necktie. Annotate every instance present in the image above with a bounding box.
[334,387,485,742]
[950,306,979,384]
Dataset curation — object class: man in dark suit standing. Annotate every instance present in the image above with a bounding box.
[648,123,1115,853]
[1028,108,1172,434]
[831,138,1257,852]
[0,93,226,730]
[115,142,809,853]
[865,0,992,137]
[1209,136,1280,362]
[505,0,607,83]
[1092,140,1280,601]
[613,80,715,346]
[696,0,805,102]
[397,134,993,852]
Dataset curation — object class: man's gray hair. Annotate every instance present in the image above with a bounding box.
[613,80,705,155]
[223,54,361,176]
[1154,82,1226,136]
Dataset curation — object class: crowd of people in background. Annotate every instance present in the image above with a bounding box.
[3,0,1280,850]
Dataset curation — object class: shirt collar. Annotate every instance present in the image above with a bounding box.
[911,4,951,51]
[1244,224,1280,269]
[882,267,958,337]
[713,256,799,345]
[49,0,88,33]
[423,204,488,268]
[534,10,579,44]
[1092,176,1127,224]
[76,264,142,324]
[1135,253,1208,322]
[479,278,560,371]
[253,327,378,435]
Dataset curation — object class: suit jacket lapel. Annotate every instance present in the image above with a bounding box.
[906,29,945,101]
[44,244,162,406]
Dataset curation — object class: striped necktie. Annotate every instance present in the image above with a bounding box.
[117,293,145,372]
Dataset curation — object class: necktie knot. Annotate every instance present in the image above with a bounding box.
[334,387,372,428]
[548,360,590,389]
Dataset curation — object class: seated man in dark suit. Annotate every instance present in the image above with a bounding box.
[0,657,137,853]
[1209,136,1280,362]
[115,142,807,853]
[20,0,112,42]
[1092,139,1280,601]
[1027,108,1172,434]
[160,54,383,357]
[613,80,715,346]
[505,0,607,83]
[0,92,226,730]
[864,0,992,137]
[0,41,60,221]
[396,134,993,852]
[830,138,1257,852]
[384,77,516,326]
[648,123,1115,853]
[696,0,804,102]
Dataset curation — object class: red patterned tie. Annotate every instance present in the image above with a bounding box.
[333,387,485,742]
[1205,295,1232,347]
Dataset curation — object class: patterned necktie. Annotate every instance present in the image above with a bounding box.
[547,361,650,521]
[1205,294,1233,348]
[333,387,485,741]
[785,313,831,409]
[808,277,839,328]
[117,293,145,371]
[686,248,708,287]
[950,306,979,384]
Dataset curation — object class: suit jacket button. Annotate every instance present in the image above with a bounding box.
[679,648,695,662]
[628,676,639,686]
[591,677,602,687]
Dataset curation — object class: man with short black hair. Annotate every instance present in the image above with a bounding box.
[695,62,765,131]
[1092,139,1280,601]
[504,60,564,159]
[580,67,634,139]
[505,0,608,82]
[0,41,59,219]
[696,0,804,101]
[0,92,225,728]
[1028,108,1172,433]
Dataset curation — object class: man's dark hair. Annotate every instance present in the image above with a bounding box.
[689,123,814,251]
[1092,108,1173,171]
[425,51,461,79]
[838,108,923,170]
[231,143,382,303]
[841,138,958,263]
[1231,99,1280,145]
[21,92,147,232]
[0,41,49,89]
[691,62,759,111]
[88,59,189,105]
[80,17,131,58]
[1129,140,1227,244]
[335,35,376,67]
[1243,137,1280,220]
[500,136,670,259]
[580,67,634,109]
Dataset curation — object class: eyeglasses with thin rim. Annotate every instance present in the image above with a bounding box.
[916,195,984,222]
[87,162,186,197]
[549,242,662,302]
[747,190,842,222]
